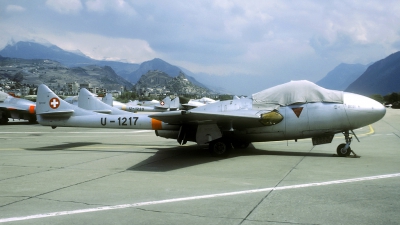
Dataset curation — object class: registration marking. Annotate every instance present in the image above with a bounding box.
[1,173,399,223]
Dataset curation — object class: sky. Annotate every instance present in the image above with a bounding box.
[1,0,400,94]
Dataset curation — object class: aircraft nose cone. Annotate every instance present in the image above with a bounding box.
[343,92,386,129]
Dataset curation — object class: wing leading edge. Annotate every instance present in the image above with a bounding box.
[149,109,283,130]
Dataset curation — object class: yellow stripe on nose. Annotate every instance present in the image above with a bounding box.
[151,118,162,130]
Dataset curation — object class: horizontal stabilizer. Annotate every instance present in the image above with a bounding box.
[37,109,74,117]
[93,110,112,114]
[155,105,170,109]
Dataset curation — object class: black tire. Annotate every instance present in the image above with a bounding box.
[0,114,8,125]
[209,139,231,157]
[232,141,250,149]
[28,116,37,124]
[337,143,351,157]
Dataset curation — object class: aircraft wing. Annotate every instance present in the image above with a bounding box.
[0,103,28,111]
[0,96,37,123]
[0,99,35,112]
[149,110,266,130]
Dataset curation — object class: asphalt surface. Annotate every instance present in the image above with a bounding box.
[0,109,399,225]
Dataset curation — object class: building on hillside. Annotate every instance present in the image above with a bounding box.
[67,82,79,95]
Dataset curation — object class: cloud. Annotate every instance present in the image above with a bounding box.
[43,32,157,63]
[85,0,136,15]
[303,1,400,63]
[46,0,83,14]
[1,0,400,94]
[6,5,25,13]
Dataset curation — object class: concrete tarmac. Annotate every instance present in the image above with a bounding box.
[0,109,399,224]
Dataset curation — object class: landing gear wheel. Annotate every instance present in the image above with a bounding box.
[209,139,231,157]
[232,141,250,149]
[0,115,8,125]
[28,117,37,124]
[337,143,351,157]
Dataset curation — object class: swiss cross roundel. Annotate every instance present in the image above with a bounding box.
[160,101,165,106]
[49,97,60,109]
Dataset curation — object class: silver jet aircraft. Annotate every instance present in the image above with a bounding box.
[36,80,386,157]
[102,93,180,112]
[78,88,133,115]
[0,91,36,124]
[182,97,219,109]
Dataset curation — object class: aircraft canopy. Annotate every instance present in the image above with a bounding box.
[252,80,343,107]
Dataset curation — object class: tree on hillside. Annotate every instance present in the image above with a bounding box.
[384,92,399,104]
[369,94,384,103]
[116,91,139,103]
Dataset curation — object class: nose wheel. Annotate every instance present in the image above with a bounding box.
[337,143,352,157]
[337,130,359,157]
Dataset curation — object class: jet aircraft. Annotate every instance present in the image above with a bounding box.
[102,93,180,113]
[78,88,135,115]
[36,81,386,157]
[0,91,36,124]
[182,97,219,109]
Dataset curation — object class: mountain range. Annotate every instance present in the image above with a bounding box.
[345,51,400,96]
[316,63,369,91]
[316,52,400,96]
[0,41,224,93]
[0,56,134,91]
[1,41,400,96]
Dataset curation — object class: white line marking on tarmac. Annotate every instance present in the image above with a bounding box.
[1,173,399,223]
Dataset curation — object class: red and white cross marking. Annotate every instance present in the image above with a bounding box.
[160,101,165,106]
[49,97,60,109]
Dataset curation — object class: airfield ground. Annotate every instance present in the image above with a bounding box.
[0,109,399,224]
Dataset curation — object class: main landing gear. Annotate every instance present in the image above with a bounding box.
[337,130,359,157]
[208,138,250,157]
[0,112,8,125]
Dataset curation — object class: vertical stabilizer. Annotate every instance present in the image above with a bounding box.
[171,97,180,110]
[36,84,95,117]
[102,93,114,106]
[78,88,132,115]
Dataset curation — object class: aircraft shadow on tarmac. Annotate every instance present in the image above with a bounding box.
[25,142,103,151]
[24,142,333,171]
[24,142,179,154]
[127,144,335,172]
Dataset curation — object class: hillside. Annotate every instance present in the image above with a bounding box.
[134,70,213,96]
[123,58,181,83]
[346,51,400,96]
[123,58,208,89]
[0,57,133,91]
[316,63,368,90]
[0,42,211,90]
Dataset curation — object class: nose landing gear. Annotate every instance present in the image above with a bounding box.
[337,130,359,157]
